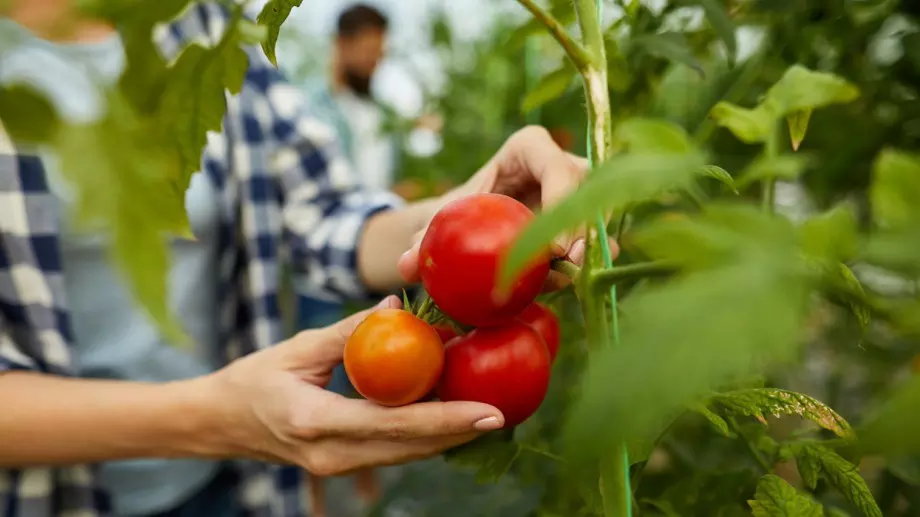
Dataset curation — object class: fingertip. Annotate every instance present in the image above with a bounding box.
[398,249,421,283]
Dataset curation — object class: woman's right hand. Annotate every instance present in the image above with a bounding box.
[203,296,505,475]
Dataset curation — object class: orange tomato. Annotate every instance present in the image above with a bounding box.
[344,309,444,407]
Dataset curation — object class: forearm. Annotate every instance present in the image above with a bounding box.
[357,197,442,292]
[0,371,231,467]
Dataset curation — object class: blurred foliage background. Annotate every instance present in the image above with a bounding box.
[275,0,920,516]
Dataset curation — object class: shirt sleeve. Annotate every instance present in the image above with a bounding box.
[253,51,406,302]
[0,315,38,372]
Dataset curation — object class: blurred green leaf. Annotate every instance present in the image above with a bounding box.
[431,13,453,46]
[690,403,737,438]
[0,85,59,143]
[710,102,776,144]
[786,110,812,151]
[501,153,706,288]
[697,165,738,193]
[736,154,811,190]
[831,264,872,334]
[520,61,576,114]
[869,149,920,229]
[444,430,519,483]
[632,32,704,76]
[792,443,882,517]
[748,474,824,517]
[257,0,303,68]
[684,0,737,66]
[863,227,920,275]
[764,65,860,116]
[708,388,855,439]
[799,204,859,263]
[858,376,920,457]
[614,117,694,154]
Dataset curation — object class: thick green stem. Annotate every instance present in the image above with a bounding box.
[761,122,780,213]
[551,259,582,282]
[515,0,592,70]
[591,261,677,293]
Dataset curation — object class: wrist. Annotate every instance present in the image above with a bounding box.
[159,374,246,460]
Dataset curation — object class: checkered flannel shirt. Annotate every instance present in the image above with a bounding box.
[0,3,403,516]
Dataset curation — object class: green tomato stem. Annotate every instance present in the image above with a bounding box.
[515,0,592,70]
[761,121,780,213]
[551,258,582,282]
[590,261,678,293]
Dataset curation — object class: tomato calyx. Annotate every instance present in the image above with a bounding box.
[402,289,468,336]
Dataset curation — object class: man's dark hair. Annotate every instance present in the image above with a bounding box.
[336,4,389,38]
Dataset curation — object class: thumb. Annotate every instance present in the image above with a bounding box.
[398,228,426,283]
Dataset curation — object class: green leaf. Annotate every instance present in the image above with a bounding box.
[710,102,776,144]
[237,18,267,45]
[829,264,872,334]
[764,65,860,117]
[690,403,737,438]
[694,0,737,66]
[500,152,706,288]
[632,32,704,76]
[869,149,920,229]
[0,85,59,143]
[614,117,694,155]
[786,110,812,151]
[520,61,576,114]
[799,204,859,263]
[736,154,811,190]
[863,227,920,276]
[748,474,824,517]
[792,443,882,517]
[697,165,738,193]
[256,0,304,68]
[443,429,519,483]
[708,388,855,439]
[858,376,920,457]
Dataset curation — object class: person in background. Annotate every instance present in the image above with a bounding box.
[297,5,396,516]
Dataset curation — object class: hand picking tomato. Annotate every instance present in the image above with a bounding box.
[418,193,550,327]
[344,308,444,407]
[516,303,561,363]
[437,321,551,427]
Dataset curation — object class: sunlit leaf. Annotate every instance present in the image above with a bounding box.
[787,109,812,151]
[869,148,920,229]
[614,117,694,154]
[520,61,576,114]
[632,32,704,76]
[708,388,855,439]
[697,165,737,193]
[765,65,860,116]
[858,376,920,457]
[257,0,304,67]
[736,154,811,190]
[710,102,776,144]
[792,443,882,517]
[748,475,824,517]
[501,153,706,287]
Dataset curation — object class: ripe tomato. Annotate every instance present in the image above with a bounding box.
[344,309,444,407]
[418,193,550,327]
[437,321,551,427]
[517,303,561,363]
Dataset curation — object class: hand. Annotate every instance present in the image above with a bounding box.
[398,125,619,288]
[205,296,504,476]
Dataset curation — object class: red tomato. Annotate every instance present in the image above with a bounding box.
[344,309,444,407]
[517,303,561,363]
[418,193,550,327]
[432,322,461,344]
[437,321,551,427]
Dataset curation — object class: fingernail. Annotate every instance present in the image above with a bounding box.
[567,239,586,264]
[375,296,396,309]
[473,416,503,431]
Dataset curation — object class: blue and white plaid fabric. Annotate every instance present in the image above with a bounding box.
[0,3,404,516]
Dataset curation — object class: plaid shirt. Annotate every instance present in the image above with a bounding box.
[0,3,403,516]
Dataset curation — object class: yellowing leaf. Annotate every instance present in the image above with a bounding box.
[748,474,824,517]
[257,0,304,68]
[520,61,576,114]
[709,388,855,439]
[787,109,812,151]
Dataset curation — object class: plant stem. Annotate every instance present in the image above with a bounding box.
[416,294,434,321]
[590,261,678,293]
[761,121,780,213]
[728,417,773,473]
[551,258,582,282]
[515,0,592,70]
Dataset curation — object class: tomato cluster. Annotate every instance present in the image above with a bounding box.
[344,193,561,428]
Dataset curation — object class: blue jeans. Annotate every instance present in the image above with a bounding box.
[297,295,356,396]
[149,467,241,517]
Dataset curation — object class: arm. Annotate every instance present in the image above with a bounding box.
[0,372,231,467]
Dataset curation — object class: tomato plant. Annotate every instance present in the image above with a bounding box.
[418,193,550,327]
[438,321,552,428]
[344,308,444,407]
[516,302,561,363]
